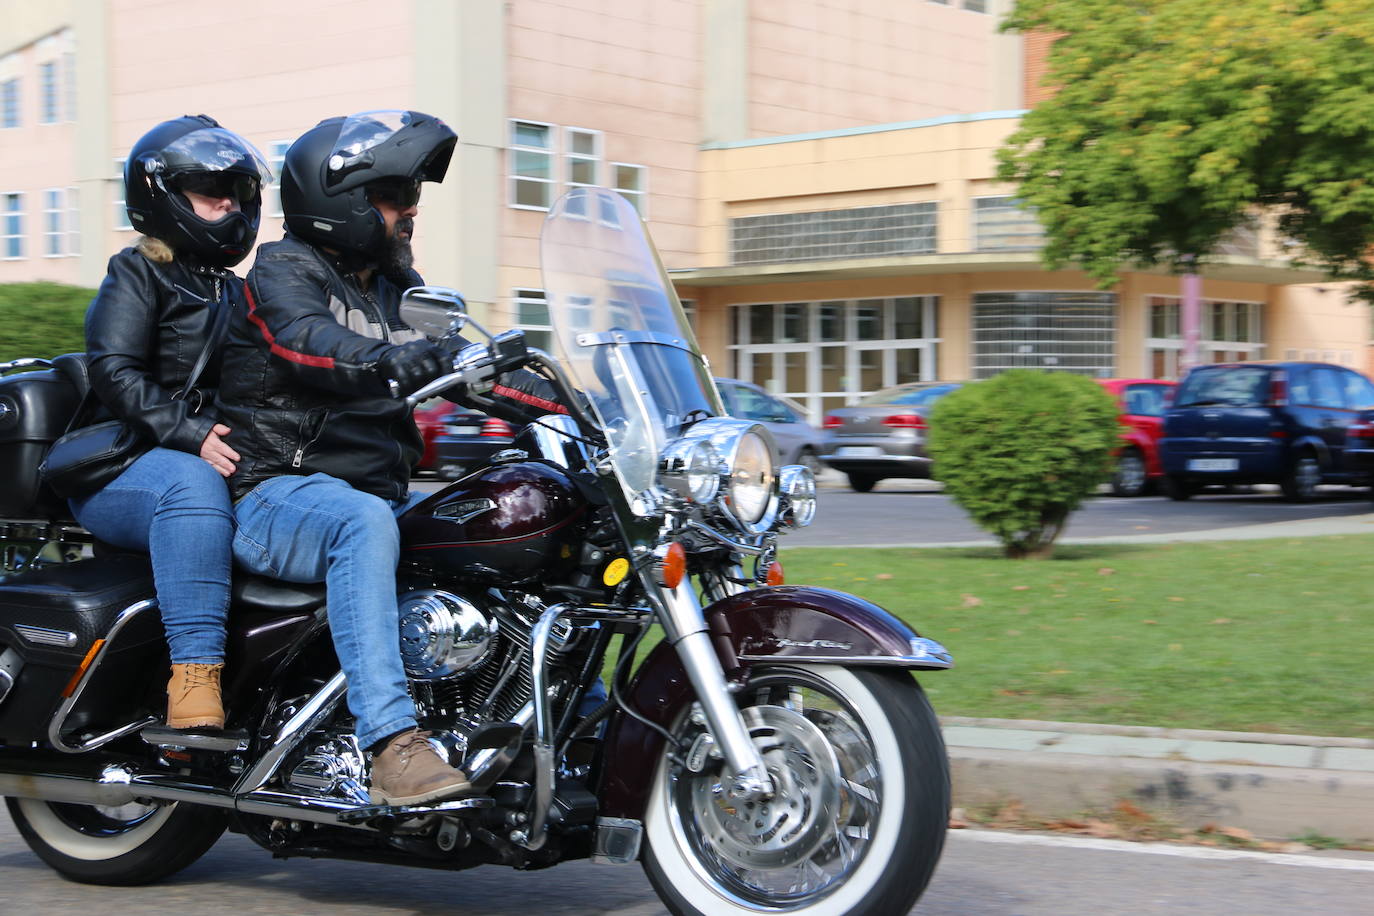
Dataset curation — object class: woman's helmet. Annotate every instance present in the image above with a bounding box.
[124,114,272,268]
[280,110,456,260]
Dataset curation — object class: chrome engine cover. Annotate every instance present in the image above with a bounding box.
[286,735,368,801]
[397,589,497,680]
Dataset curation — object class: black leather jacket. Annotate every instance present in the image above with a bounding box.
[216,235,427,502]
[85,247,236,453]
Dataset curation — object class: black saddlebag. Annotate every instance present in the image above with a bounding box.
[0,553,161,745]
[0,358,84,520]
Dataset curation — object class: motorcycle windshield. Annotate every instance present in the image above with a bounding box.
[541,188,724,498]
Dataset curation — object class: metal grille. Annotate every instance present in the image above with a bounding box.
[972,292,1117,379]
[973,197,1044,251]
[730,203,937,265]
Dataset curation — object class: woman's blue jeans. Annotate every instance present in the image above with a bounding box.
[70,448,233,664]
[230,474,423,751]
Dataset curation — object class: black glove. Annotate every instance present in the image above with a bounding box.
[377,339,451,397]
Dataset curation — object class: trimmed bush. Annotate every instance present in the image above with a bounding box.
[928,370,1120,558]
[0,282,96,364]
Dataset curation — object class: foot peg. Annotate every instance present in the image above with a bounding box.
[336,796,493,825]
[141,724,249,753]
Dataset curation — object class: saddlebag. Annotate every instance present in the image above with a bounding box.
[0,553,161,745]
[0,358,84,520]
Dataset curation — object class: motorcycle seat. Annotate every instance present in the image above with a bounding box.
[231,573,326,616]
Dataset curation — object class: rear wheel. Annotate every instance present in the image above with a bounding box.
[1110,449,1149,497]
[4,796,225,885]
[1162,474,1195,501]
[642,666,949,916]
[847,474,877,493]
[1280,452,1321,502]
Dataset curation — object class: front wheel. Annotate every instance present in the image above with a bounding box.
[642,665,949,915]
[1280,452,1321,502]
[1110,449,1150,497]
[4,796,225,885]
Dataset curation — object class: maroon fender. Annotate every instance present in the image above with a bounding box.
[596,585,951,819]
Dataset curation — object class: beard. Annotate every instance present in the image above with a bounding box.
[382,217,415,273]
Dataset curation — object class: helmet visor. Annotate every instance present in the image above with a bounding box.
[329,110,414,163]
[171,171,262,206]
[161,128,273,183]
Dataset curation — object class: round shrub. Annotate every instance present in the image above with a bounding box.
[927,370,1120,558]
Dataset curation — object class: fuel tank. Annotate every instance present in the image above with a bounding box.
[399,461,591,584]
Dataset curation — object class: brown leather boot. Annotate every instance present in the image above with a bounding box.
[166,663,225,729]
[370,728,473,805]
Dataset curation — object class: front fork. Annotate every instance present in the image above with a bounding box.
[657,580,772,800]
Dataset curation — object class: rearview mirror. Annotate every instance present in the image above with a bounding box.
[400,286,468,340]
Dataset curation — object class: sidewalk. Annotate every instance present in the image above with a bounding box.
[941,716,1374,842]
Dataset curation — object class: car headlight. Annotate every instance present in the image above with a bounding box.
[659,438,722,503]
[729,431,775,524]
[778,464,817,527]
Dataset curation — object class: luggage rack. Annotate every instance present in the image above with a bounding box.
[0,518,91,575]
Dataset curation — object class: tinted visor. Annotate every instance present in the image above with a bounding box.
[368,178,422,208]
[161,127,273,183]
[174,171,261,204]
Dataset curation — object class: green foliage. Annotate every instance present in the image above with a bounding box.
[999,0,1374,301]
[0,282,95,363]
[928,371,1119,557]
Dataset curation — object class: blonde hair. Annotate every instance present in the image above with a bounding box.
[135,235,174,264]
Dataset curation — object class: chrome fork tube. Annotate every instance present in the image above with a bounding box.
[517,601,572,851]
[658,582,771,800]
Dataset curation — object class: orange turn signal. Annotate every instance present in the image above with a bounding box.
[659,541,687,589]
[765,561,785,587]
[62,638,104,698]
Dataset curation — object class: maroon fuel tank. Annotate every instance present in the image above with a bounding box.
[398,461,591,584]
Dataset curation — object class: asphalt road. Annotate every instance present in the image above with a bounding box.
[2,810,1371,914]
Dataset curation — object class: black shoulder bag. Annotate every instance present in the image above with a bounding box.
[40,281,234,500]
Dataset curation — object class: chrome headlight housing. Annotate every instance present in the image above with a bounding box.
[657,417,780,532]
[659,437,722,503]
[778,464,817,527]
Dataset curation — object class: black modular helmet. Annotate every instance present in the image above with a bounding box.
[280,110,456,259]
[124,114,272,268]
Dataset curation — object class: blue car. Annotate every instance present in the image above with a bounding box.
[1159,361,1374,501]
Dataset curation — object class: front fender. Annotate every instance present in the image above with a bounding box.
[596,585,950,818]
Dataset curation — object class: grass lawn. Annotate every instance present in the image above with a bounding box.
[779,535,1374,738]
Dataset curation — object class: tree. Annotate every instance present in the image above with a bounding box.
[998,0,1374,301]
[927,371,1119,559]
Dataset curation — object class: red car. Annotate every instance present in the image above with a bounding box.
[413,399,458,473]
[1095,378,1177,497]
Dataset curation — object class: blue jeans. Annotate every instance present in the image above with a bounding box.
[70,448,233,664]
[231,474,423,751]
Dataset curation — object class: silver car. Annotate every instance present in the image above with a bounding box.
[715,378,824,472]
[820,382,963,491]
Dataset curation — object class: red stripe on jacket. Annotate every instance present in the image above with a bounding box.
[244,284,338,370]
[492,384,568,415]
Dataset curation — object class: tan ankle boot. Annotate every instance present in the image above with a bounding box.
[370,729,473,805]
[166,663,225,729]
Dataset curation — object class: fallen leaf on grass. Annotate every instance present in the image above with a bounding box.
[1168,643,1183,651]
[1220,826,1254,841]
[1085,819,1120,838]
[1098,567,1116,576]
[1115,800,1149,821]
[1012,585,1030,591]
[961,594,983,608]
[1167,596,1186,602]
[1209,618,1233,625]
[1142,619,1158,625]
[875,573,893,580]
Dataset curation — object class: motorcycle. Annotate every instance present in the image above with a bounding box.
[0,188,952,915]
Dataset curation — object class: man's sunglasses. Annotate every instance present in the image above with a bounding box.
[368,180,422,209]
[175,172,260,204]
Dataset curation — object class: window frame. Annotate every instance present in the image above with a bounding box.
[265,140,291,218]
[66,185,79,256]
[611,161,648,217]
[42,187,64,257]
[508,119,556,212]
[564,127,602,191]
[38,59,58,125]
[2,191,26,260]
[512,287,552,352]
[0,77,19,129]
[113,158,132,231]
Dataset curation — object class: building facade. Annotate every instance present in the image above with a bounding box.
[1,0,1367,417]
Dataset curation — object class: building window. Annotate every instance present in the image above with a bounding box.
[3,193,24,259]
[565,128,600,190]
[1145,296,1263,377]
[971,291,1118,379]
[1,78,18,129]
[730,297,941,419]
[43,188,65,257]
[514,288,552,351]
[113,159,132,230]
[973,196,1044,251]
[266,140,290,218]
[38,61,58,124]
[963,0,988,12]
[63,49,76,121]
[730,202,938,265]
[66,186,79,256]
[510,120,554,210]
[613,163,647,216]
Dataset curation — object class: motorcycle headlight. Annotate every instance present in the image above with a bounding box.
[778,464,817,528]
[659,438,722,503]
[729,431,775,524]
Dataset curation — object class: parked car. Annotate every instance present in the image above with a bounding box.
[820,382,963,492]
[431,407,520,480]
[413,399,458,474]
[714,378,824,472]
[1159,361,1374,501]
[1094,378,1177,497]
[1345,408,1374,496]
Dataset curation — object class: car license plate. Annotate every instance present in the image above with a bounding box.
[445,425,481,436]
[1187,458,1238,471]
[835,446,885,457]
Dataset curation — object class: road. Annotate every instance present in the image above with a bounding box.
[2,810,1371,914]
[412,477,1374,548]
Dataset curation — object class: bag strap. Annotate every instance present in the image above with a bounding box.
[62,277,236,433]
